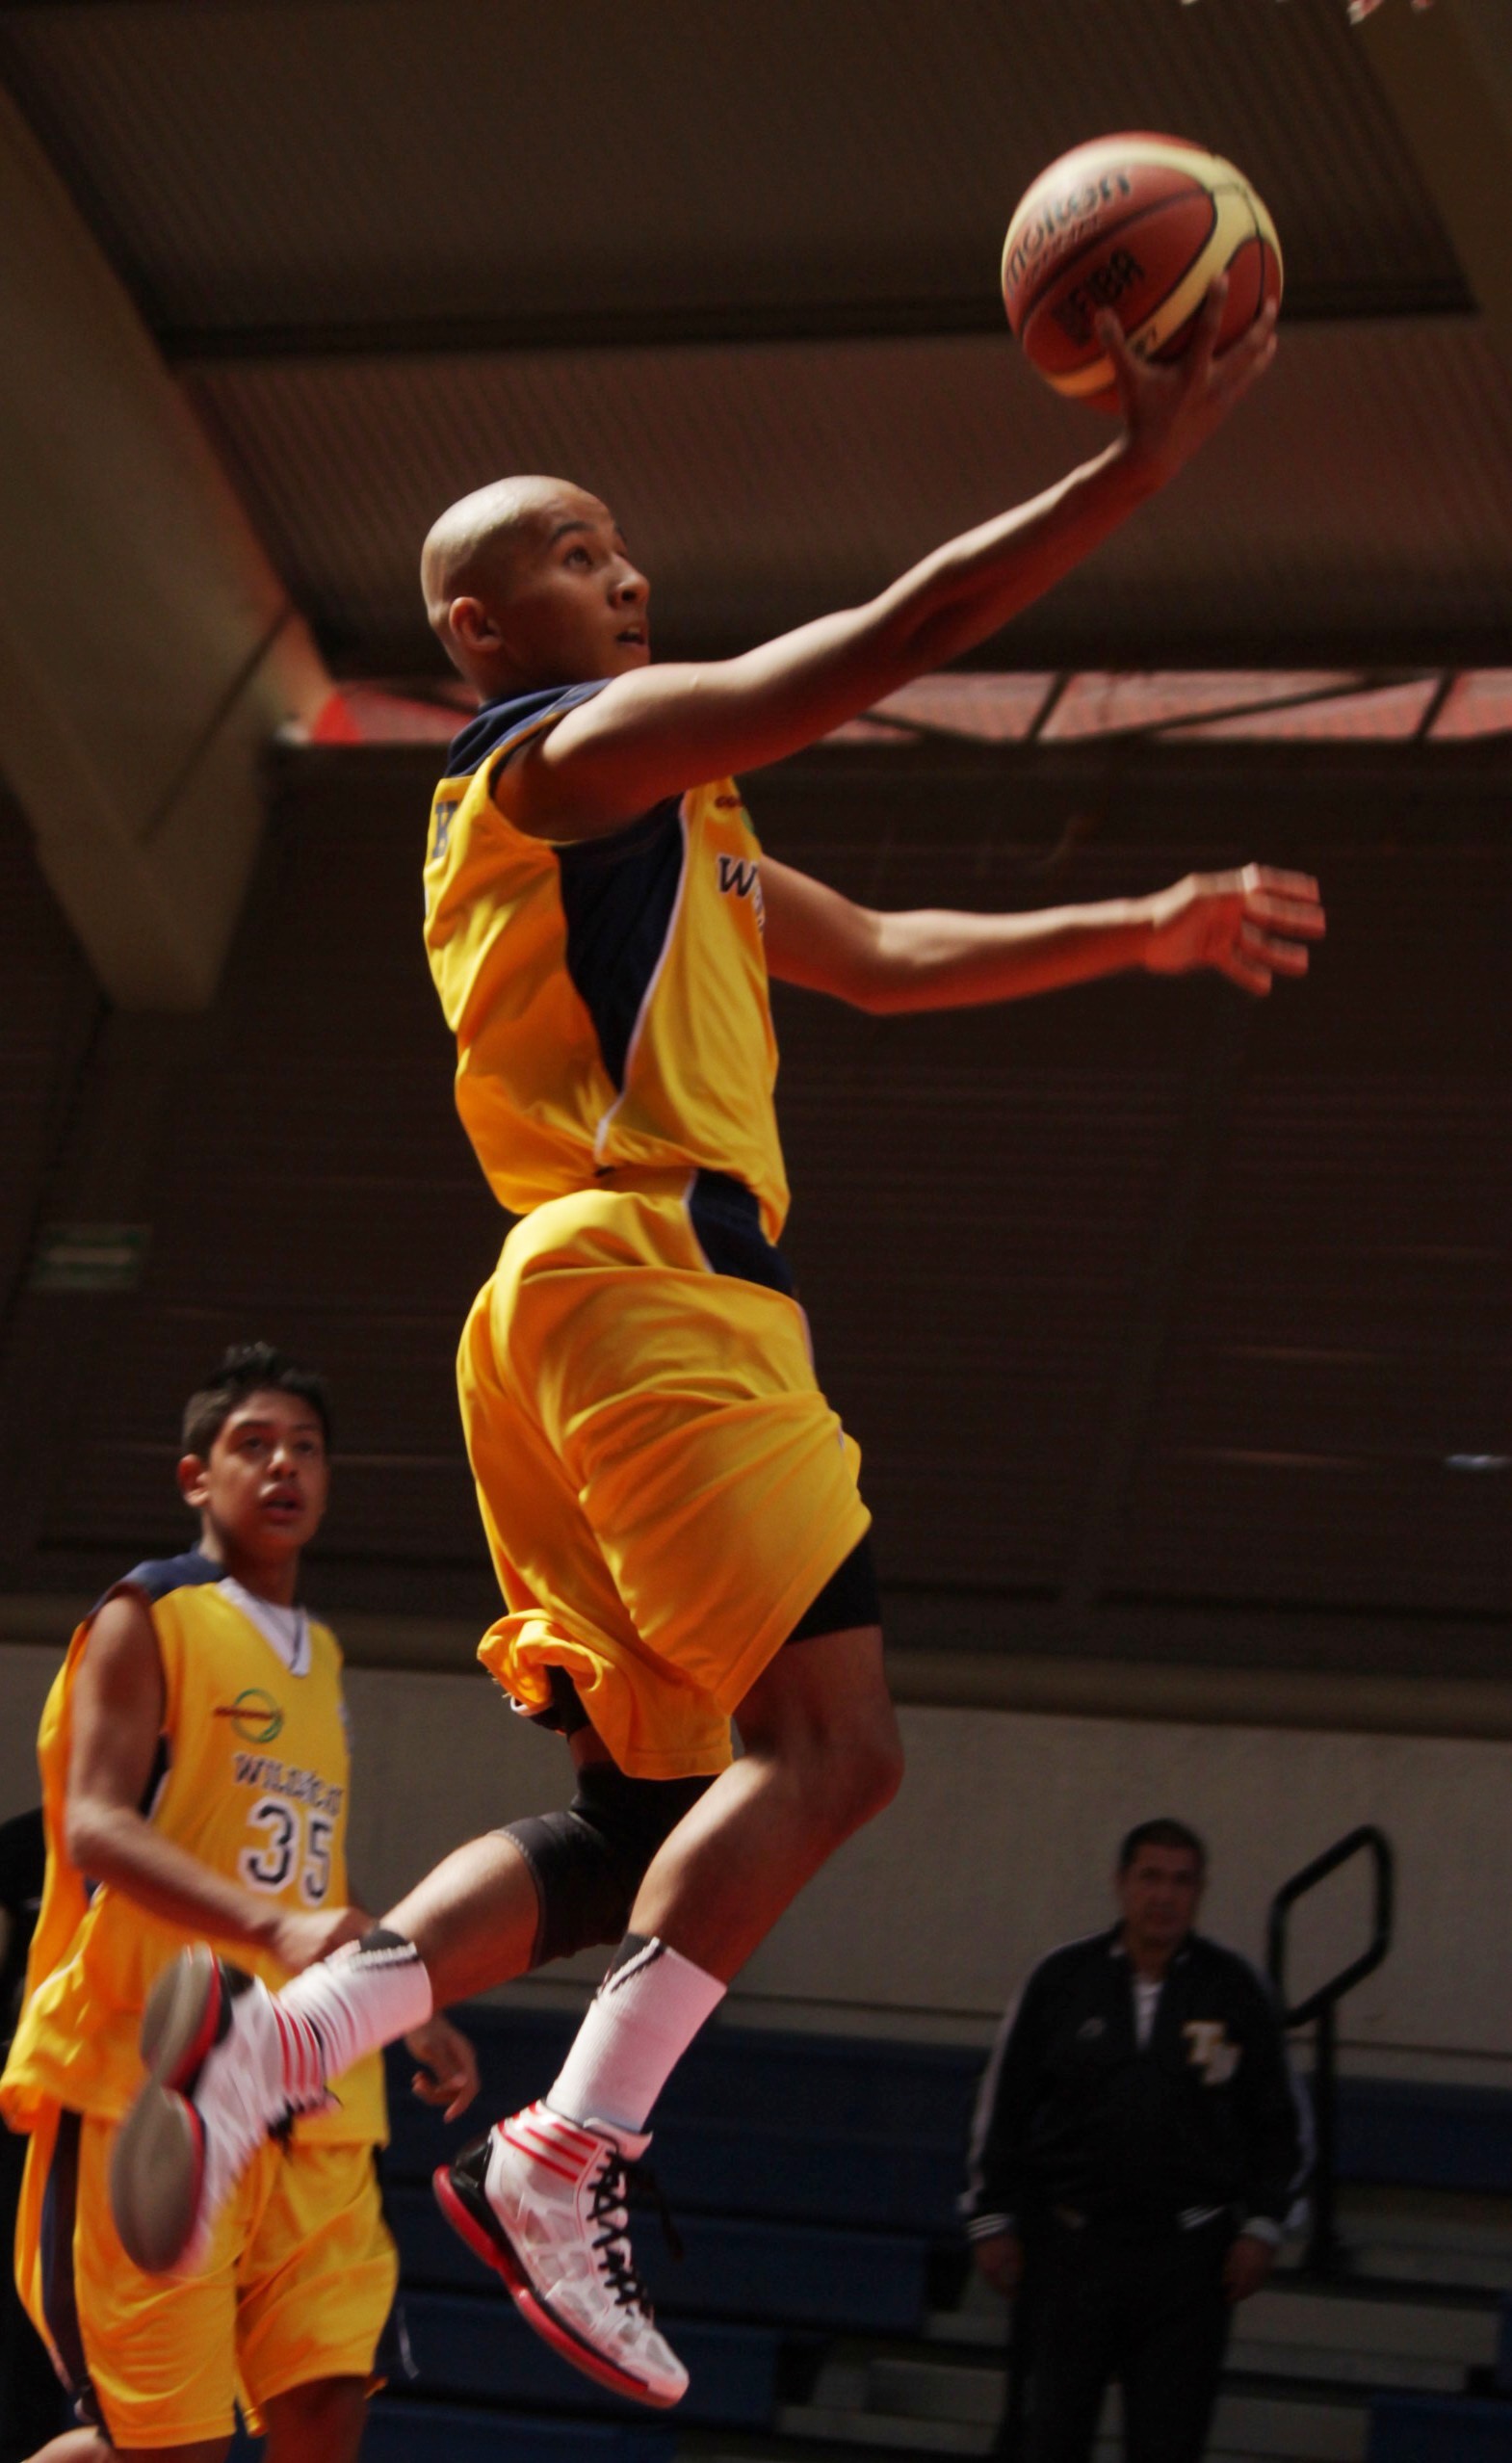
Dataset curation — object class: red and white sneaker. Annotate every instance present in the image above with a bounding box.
[433,2099,689,2408]
[110,1946,327,2276]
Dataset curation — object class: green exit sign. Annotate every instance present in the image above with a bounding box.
[29,1223,150,1294]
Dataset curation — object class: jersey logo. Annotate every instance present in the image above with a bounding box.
[430,801,457,864]
[716,853,765,930]
[213,1688,284,1745]
[717,854,759,900]
[1184,2020,1240,2085]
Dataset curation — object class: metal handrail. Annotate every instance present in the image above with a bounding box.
[1268,1825,1394,2026]
[1266,1824,1395,2276]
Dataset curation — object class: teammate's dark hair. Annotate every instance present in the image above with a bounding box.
[1117,1817,1207,1876]
[181,1343,332,1457]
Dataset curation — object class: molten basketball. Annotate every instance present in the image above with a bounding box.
[1002,133,1282,413]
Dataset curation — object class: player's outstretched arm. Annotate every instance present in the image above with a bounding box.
[512,281,1276,839]
[65,1593,370,1973]
[763,859,1323,1011]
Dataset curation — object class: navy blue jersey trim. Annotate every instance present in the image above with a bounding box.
[93,1549,222,1616]
[557,800,685,1090]
[445,681,609,780]
[688,1169,795,1297]
[39,2110,106,2433]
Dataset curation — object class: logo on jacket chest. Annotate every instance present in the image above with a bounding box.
[1184,2020,1240,2084]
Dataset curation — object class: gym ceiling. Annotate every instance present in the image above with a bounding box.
[0,0,1509,1011]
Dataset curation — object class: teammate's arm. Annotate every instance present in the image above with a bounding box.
[508,287,1276,838]
[763,857,1324,1010]
[65,1593,368,1974]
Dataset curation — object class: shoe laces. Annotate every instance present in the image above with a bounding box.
[587,2147,683,2316]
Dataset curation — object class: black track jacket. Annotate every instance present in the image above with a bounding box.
[961,1927,1308,2243]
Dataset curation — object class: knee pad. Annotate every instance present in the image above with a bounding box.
[502,1763,712,1969]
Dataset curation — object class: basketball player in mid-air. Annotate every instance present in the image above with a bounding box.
[113,287,1323,2408]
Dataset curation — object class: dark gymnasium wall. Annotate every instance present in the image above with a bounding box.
[0,738,1506,1679]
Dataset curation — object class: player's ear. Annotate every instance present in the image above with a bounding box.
[450,595,501,652]
[177,1452,209,1511]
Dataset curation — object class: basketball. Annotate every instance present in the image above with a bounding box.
[1002,133,1282,413]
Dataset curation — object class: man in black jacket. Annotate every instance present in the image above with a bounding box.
[961,1818,1307,2463]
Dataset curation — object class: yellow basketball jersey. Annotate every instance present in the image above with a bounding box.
[424,684,791,1242]
[1,1553,385,2146]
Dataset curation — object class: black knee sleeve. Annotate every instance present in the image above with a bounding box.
[502,1763,712,1969]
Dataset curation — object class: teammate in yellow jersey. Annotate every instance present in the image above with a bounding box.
[113,287,1324,2409]
[2,1346,475,2463]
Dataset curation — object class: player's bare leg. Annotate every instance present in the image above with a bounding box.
[628,1621,899,1976]
[263,2374,367,2463]
[430,1621,900,2406]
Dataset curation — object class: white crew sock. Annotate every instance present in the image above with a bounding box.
[547,1933,725,2137]
[275,1926,432,2087]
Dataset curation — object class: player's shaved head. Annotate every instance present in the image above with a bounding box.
[421,474,649,694]
[423,478,601,653]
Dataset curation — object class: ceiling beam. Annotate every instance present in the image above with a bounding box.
[1361,0,1512,371]
[158,273,1473,370]
[0,83,332,1009]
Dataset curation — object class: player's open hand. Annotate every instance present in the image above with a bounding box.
[405,2012,480,2121]
[1142,864,1324,996]
[1101,277,1278,489]
[265,1902,373,1974]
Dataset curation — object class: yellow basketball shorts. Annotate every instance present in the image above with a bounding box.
[458,1168,872,1780]
[16,2105,396,2449]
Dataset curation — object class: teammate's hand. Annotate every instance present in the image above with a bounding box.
[1101,278,1278,490]
[1224,2232,1278,2304]
[1142,864,1325,996]
[264,1902,372,1974]
[405,2013,480,2121]
[972,2230,1025,2298]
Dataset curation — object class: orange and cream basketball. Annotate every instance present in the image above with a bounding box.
[1003,132,1282,412]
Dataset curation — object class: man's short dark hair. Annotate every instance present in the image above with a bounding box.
[1117,1818,1207,1876]
[181,1343,332,1457]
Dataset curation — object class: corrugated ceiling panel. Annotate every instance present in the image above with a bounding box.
[184,317,1512,670]
[0,0,1462,334]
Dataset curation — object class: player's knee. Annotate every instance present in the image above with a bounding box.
[786,1710,902,1844]
[503,1764,712,1967]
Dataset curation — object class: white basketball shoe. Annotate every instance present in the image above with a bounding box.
[433,2099,689,2407]
[110,1946,326,2274]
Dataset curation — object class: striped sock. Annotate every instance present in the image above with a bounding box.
[275,1926,432,2086]
[547,1933,725,2135]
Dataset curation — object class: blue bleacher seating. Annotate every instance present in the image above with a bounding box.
[389,2182,932,2331]
[363,2398,676,2461]
[1369,2393,1512,2461]
[399,2288,782,2429]
[232,2407,672,2462]
[1337,2078,1512,2196]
